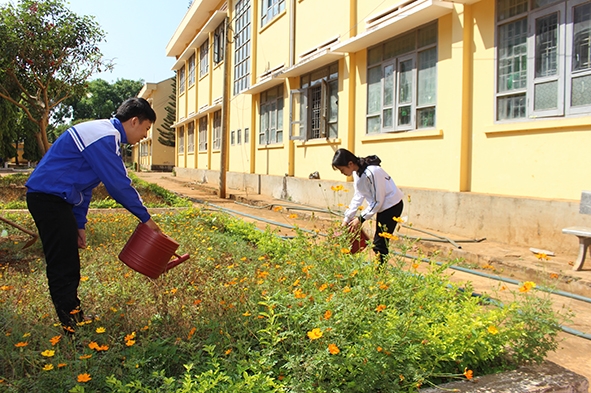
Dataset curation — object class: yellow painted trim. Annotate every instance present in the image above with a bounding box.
[484,115,591,135]
[361,129,443,143]
[460,4,473,192]
[347,53,356,153]
[258,144,285,151]
[296,138,342,148]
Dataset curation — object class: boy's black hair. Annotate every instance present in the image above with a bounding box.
[115,98,157,123]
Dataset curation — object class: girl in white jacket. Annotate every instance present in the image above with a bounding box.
[332,148,404,264]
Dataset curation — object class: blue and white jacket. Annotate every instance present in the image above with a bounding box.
[26,118,150,229]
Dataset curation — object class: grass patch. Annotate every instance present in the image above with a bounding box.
[0,209,569,392]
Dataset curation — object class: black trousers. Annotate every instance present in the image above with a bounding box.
[27,192,82,328]
[373,200,404,263]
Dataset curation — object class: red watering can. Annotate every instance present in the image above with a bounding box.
[119,223,190,279]
[350,228,369,254]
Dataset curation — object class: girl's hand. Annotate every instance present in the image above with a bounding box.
[347,217,361,231]
[78,229,86,249]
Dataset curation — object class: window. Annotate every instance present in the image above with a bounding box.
[261,0,285,26]
[496,0,591,120]
[234,0,251,94]
[260,85,284,144]
[366,23,437,133]
[237,129,242,144]
[244,128,250,143]
[200,39,209,77]
[231,130,236,145]
[198,116,208,151]
[178,66,186,94]
[140,142,148,156]
[178,126,185,154]
[188,54,196,86]
[213,110,221,150]
[187,121,195,153]
[214,21,225,64]
[290,63,338,140]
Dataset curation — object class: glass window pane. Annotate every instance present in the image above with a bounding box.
[497,94,526,119]
[367,116,381,134]
[417,23,437,48]
[418,48,437,106]
[328,80,338,123]
[383,64,394,106]
[573,3,591,72]
[497,19,528,92]
[497,0,527,21]
[383,108,393,127]
[278,97,284,130]
[367,66,382,114]
[398,59,413,105]
[535,13,559,78]
[368,47,383,66]
[534,80,558,110]
[389,32,416,57]
[572,74,591,106]
[398,105,411,126]
[417,107,435,128]
[532,0,561,9]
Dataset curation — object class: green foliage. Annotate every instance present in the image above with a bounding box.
[0,98,18,162]
[0,209,569,392]
[0,0,112,155]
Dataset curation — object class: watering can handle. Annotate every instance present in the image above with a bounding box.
[165,253,190,272]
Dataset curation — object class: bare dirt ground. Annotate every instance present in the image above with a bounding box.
[133,171,591,387]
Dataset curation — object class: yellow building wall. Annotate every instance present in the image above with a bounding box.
[256,11,290,77]
[178,90,187,120]
[229,94,254,172]
[197,68,211,111]
[294,0,349,55]
[211,63,224,101]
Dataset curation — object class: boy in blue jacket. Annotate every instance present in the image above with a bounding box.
[26,97,161,333]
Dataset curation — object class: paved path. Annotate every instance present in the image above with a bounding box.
[136,171,591,388]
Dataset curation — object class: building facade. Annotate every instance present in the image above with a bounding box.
[166,0,591,253]
[134,78,176,172]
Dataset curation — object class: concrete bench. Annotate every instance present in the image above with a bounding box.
[562,191,591,271]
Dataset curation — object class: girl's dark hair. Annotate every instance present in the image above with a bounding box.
[332,148,381,175]
[115,98,157,123]
[332,148,359,169]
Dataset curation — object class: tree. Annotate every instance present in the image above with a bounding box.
[158,77,176,147]
[64,78,144,122]
[0,99,18,164]
[0,0,112,156]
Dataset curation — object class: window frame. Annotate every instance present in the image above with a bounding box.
[214,21,225,65]
[213,110,221,150]
[198,116,208,152]
[200,39,209,78]
[187,121,195,153]
[234,0,252,94]
[188,53,196,86]
[261,0,285,27]
[365,23,437,134]
[178,66,186,94]
[495,0,591,120]
[259,84,284,145]
[178,126,185,155]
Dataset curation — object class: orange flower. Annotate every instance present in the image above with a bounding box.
[14,342,28,348]
[293,288,306,299]
[519,281,536,293]
[463,368,473,380]
[378,232,398,240]
[77,373,92,383]
[125,340,136,347]
[187,327,197,340]
[79,354,92,360]
[307,328,323,340]
[375,304,387,312]
[288,214,298,219]
[318,283,328,292]
[225,348,232,355]
[328,343,340,355]
[49,335,61,346]
[124,332,136,342]
[57,363,67,368]
[323,310,332,320]
[272,206,283,212]
[88,341,99,350]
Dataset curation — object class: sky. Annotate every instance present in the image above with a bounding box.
[66,0,192,83]
[3,0,193,83]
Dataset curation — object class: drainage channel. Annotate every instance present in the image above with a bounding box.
[195,198,591,341]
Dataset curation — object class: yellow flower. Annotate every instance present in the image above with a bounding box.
[375,304,387,312]
[328,343,340,355]
[378,232,398,240]
[41,350,55,357]
[323,310,332,320]
[23,332,31,337]
[77,373,92,383]
[288,213,298,219]
[0,285,14,291]
[519,281,536,293]
[536,253,550,260]
[307,328,323,340]
[42,364,54,371]
[242,311,251,317]
[463,368,473,380]
[80,276,89,282]
[225,348,232,355]
[14,342,28,348]
[331,185,344,192]
[340,248,351,254]
[96,327,106,334]
[343,286,351,293]
[318,283,328,292]
[292,279,300,287]
[487,325,499,335]
[49,335,61,346]
[393,216,405,223]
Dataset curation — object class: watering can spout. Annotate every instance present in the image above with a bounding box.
[166,253,191,272]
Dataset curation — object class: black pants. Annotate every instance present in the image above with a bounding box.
[27,193,82,328]
[373,200,404,263]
